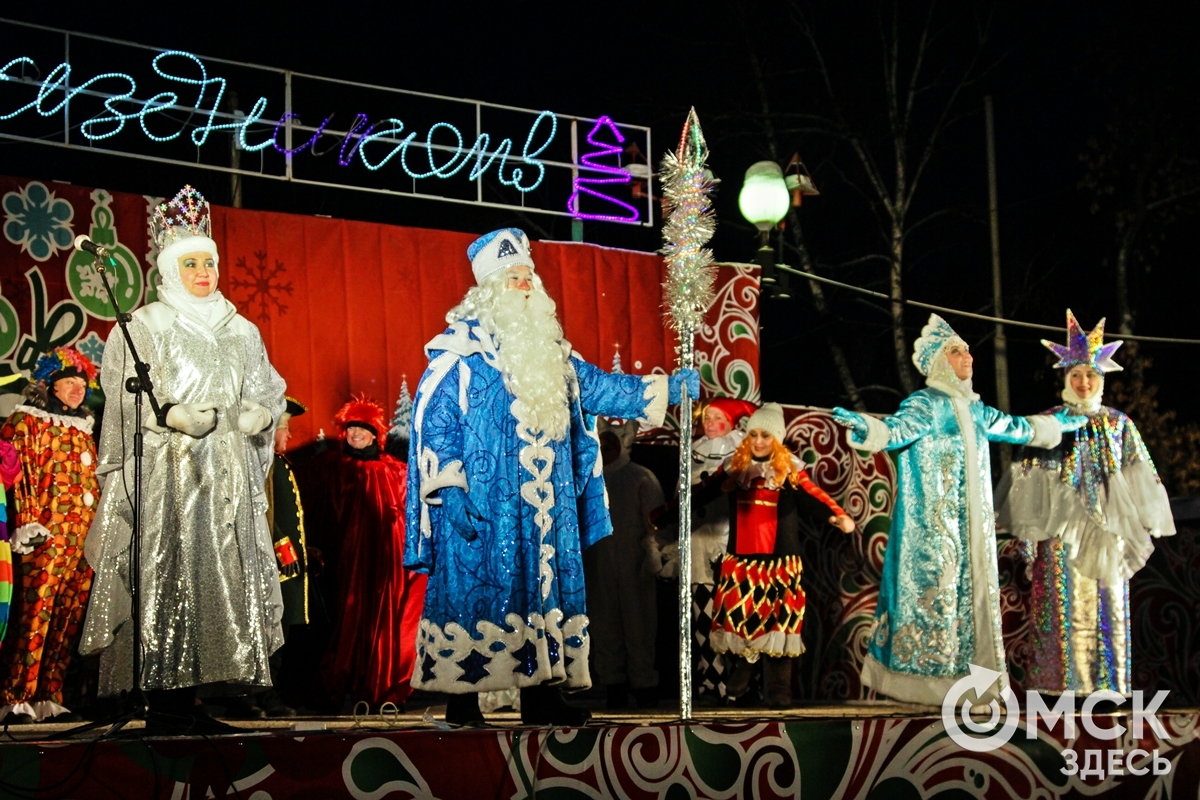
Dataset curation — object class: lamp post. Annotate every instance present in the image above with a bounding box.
[738,161,792,299]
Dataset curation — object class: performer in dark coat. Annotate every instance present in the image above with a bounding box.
[297,397,426,709]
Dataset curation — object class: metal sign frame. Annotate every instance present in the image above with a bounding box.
[0,18,654,225]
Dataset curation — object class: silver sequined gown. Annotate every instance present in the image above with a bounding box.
[81,302,286,694]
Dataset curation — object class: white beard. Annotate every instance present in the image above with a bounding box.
[488,286,573,442]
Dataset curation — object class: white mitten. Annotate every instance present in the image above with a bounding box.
[166,403,218,438]
[643,535,666,577]
[238,399,273,435]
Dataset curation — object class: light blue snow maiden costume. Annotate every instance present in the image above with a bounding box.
[404,228,696,695]
[833,314,1082,705]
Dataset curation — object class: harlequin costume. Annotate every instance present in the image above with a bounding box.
[296,397,426,707]
[0,348,101,721]
[0,373,23,646]
[998,311,1174,696]
[677,397,756,699]
[706,404,850,708]
[833,315,1078,705]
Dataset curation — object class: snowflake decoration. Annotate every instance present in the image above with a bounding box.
[75,331,106,367]
[3,181,75,262]
[229,250,293,322]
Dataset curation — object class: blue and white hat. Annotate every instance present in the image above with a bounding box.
[467,228,535,284]
[911,314,964,376]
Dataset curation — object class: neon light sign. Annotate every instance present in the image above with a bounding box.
[0,51,557,193]
[0,22,653,224]
[567,116,640,222]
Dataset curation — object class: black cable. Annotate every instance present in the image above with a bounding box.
[774,262,1200,345]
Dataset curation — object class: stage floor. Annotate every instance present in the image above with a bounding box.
[0,699,946,740]
[1,702,1197,798]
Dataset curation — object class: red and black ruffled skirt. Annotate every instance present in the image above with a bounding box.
[709,554,806,659]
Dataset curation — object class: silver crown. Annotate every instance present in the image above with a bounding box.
[151,185,212,251]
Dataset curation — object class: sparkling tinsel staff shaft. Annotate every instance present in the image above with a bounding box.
[676,333,695,720]
[660,108,717,721]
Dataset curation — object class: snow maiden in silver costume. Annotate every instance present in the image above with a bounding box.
[404,228,697,725]
[833,315,1083,705]
[998,311,1174,696]
[81,186,286,698]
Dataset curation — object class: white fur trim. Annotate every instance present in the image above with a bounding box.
[637,375,669,427]
[131,301,179,336]
[416,448,468,510]
[10,404,94,435]
[709,629,805,661]
[12,522,51,554]
[861,653,1007,706]
[0,700,69,722]
[411,610,591,694]
[156,235,219,276]
[470,229,533,284]
[949,395,1005,683]
[1025,415,1062,449]
[925,378,979,401]
[1061,377,1104,411]
[424,321,485,359]
[852,415,891,453]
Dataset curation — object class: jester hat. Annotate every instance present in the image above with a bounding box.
[31,346,101,402]
[1041,310,1123,374]
[334,395,388,442]
[695,397,758,429]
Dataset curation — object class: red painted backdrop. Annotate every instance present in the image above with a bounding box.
[0,175,760,446]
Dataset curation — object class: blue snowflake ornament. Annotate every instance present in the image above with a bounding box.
[75,331,106,367]
[3,182,75,262]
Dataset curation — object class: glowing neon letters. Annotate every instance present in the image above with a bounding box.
[0,51,560,194]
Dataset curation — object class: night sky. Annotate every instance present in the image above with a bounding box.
[3,2,1197,448]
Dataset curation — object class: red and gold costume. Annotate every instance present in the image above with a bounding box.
[708,453,846,661]
[0,405,99,718]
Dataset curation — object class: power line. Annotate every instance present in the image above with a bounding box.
[774,263,1200,346]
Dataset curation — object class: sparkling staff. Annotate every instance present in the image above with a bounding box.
[660,108,718,720]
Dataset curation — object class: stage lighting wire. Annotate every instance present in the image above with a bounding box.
[774,263,1200,345]
[0,731,105,798]
[199,733,246,800]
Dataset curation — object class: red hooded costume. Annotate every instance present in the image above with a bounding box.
[296,397,426,707]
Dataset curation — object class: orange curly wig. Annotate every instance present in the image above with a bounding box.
[726,434,802,489]
[334,394,388,442]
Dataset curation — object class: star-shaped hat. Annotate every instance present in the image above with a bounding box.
[1041,310,1123,374]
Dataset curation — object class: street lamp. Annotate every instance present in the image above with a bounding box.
[738,161,791,299]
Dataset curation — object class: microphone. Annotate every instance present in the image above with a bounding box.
[73,235,111,258]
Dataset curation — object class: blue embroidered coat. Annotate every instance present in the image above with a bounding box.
[404,320,668,694]
[847,380,1061,705]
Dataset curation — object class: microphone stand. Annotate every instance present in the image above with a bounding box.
[50,252,166,740]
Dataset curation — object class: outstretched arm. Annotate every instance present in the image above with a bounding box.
[833,391,937,453]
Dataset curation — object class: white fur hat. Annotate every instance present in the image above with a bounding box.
[745,402,786,443]
[467,228,534,284]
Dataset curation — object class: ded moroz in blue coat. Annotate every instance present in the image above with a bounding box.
[404,319,669,694]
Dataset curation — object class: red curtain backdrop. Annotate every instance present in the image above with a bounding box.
[0,175,759,446]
